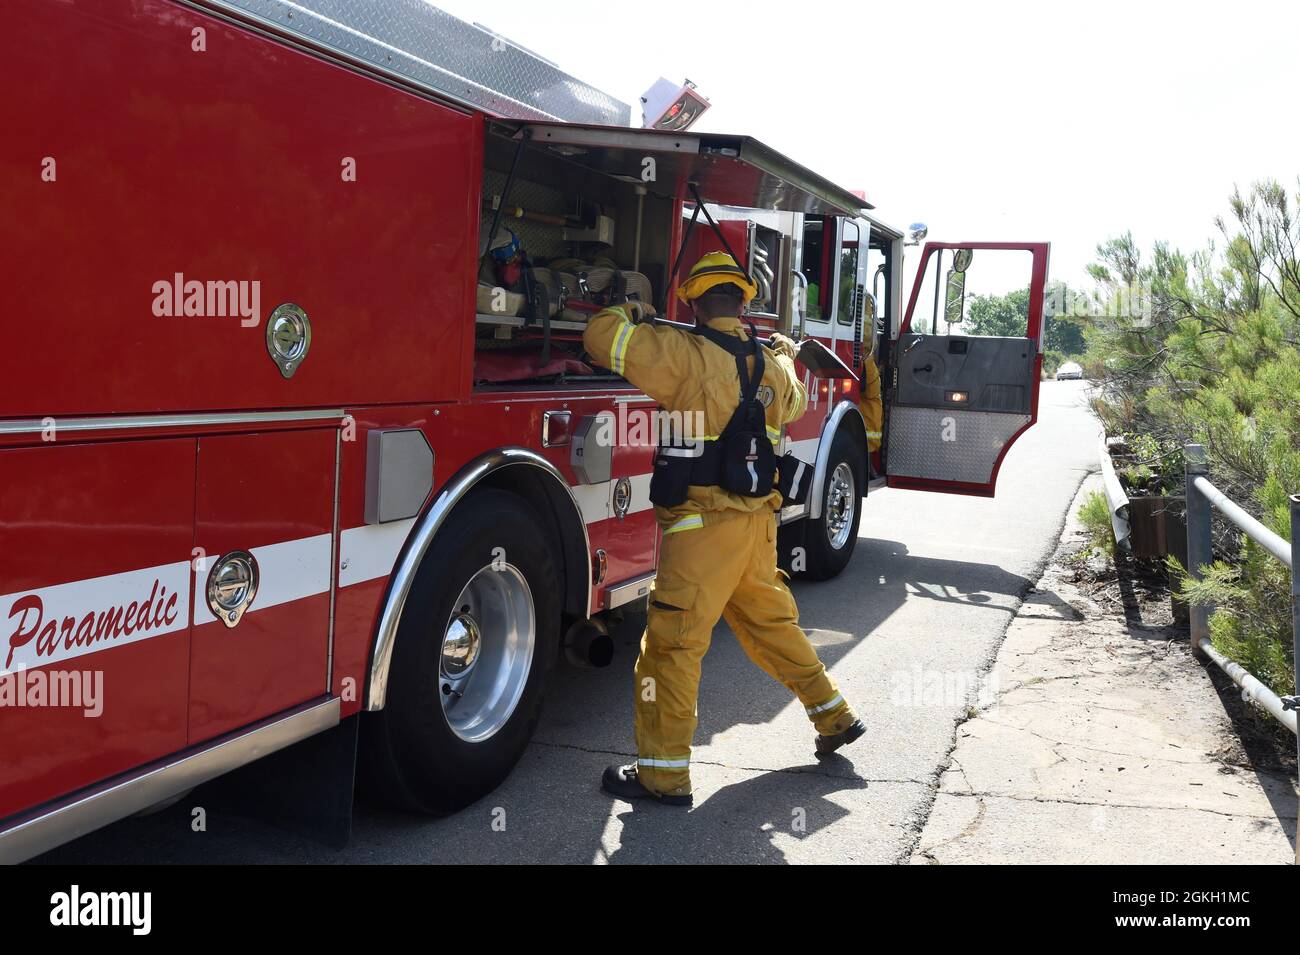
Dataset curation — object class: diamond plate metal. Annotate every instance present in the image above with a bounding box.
[888,406,1030,485]
[481,170,570,259]
[204,0,631,125]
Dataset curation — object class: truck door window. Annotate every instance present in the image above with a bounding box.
[836,219,861,326]
[801,217,831,322]
[869,233,894,348]
[910,247,1034,337]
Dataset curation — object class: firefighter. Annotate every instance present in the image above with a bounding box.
[859,355,882,451]
[858,293,884,462]
[583,251,865,807]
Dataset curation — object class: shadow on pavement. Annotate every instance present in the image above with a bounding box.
[603,763,872,864]
[553,536,1035,750]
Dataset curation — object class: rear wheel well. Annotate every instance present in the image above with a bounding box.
[475,465,589,620]
[837,412,868,466]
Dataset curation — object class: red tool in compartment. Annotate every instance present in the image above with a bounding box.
[681,217,750,277]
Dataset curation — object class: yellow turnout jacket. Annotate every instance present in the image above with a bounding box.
[583,304,808,532]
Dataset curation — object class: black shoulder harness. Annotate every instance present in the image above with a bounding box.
[647,323,778,507]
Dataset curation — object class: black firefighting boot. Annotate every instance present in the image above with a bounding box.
[814,719,867,758]
[601,763,693,807]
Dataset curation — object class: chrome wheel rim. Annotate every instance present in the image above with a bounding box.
[825,462,856,551]
[438,562,535,743]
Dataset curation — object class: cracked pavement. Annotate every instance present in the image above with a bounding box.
[38,382,1131,864]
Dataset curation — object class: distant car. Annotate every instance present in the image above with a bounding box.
[1055,361,1083,380]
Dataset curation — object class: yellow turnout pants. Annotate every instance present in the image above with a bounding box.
[634,509,856,796]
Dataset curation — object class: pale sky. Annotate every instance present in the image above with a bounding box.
[434,0,1300,293]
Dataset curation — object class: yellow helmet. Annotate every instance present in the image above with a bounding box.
[675,251,759,305]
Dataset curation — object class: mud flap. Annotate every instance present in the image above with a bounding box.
[776,517,806,577]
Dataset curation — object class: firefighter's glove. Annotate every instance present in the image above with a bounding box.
[768,332,799,361]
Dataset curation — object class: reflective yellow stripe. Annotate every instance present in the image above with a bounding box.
[865,430,882,439]
[610,318,636,374]
[638,756,691,768]
[664,514,704,534]
[806,692,844,716]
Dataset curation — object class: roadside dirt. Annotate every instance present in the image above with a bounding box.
[1066,533,1297,782]
[911,474,1298,864]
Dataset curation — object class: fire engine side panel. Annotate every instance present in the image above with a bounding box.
[332,406,429,716]
[590,397,660,589]
[0,440,195,820]
[188,429,335,742]
[4,0,478,417]
[783,371,834,462]
[331,398,658,718]
[448,395,656,596]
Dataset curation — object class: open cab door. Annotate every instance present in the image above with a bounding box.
[886,241,1050,496]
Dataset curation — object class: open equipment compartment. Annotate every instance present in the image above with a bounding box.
[471,120,871,388]
[473,122,677,388]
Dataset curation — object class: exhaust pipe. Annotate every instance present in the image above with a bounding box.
[564,618,614,668]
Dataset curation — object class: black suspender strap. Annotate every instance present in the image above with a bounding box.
[647,323,777,507]
[688,183,752,287]
[693,324,765,412]
[664,182,757,312]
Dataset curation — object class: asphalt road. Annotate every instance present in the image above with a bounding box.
[36,381,1100,864]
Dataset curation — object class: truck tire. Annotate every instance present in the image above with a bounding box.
[360,489,561,814]
[801,429,864,580]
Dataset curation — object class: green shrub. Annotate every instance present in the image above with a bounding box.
[1078,489,1115,557]
[1118,461,1155,490]
[1172,548,1294,695]
[1087,182,1300,695]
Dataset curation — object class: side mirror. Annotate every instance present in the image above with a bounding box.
[906,222,929,245]
[861,291,878,355]
[943,268,966,324]
[953,247,974,272]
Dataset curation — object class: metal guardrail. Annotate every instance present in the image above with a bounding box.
[1182,443,1299,863]
[1097,438,1132,552]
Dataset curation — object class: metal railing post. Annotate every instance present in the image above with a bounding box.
[1184,444,1212,657]
[1290,493,1299,866]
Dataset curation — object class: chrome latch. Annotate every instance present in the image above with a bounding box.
[613,476,632,519]
[206,551,260,628]
[266,303,312,379]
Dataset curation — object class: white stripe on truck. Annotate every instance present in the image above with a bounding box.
[192,533,333,627]
[3,475,660,665]
[336,475,653,588]
[1,562,191,675]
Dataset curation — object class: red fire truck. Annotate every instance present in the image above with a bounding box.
[1,0,1049,860]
